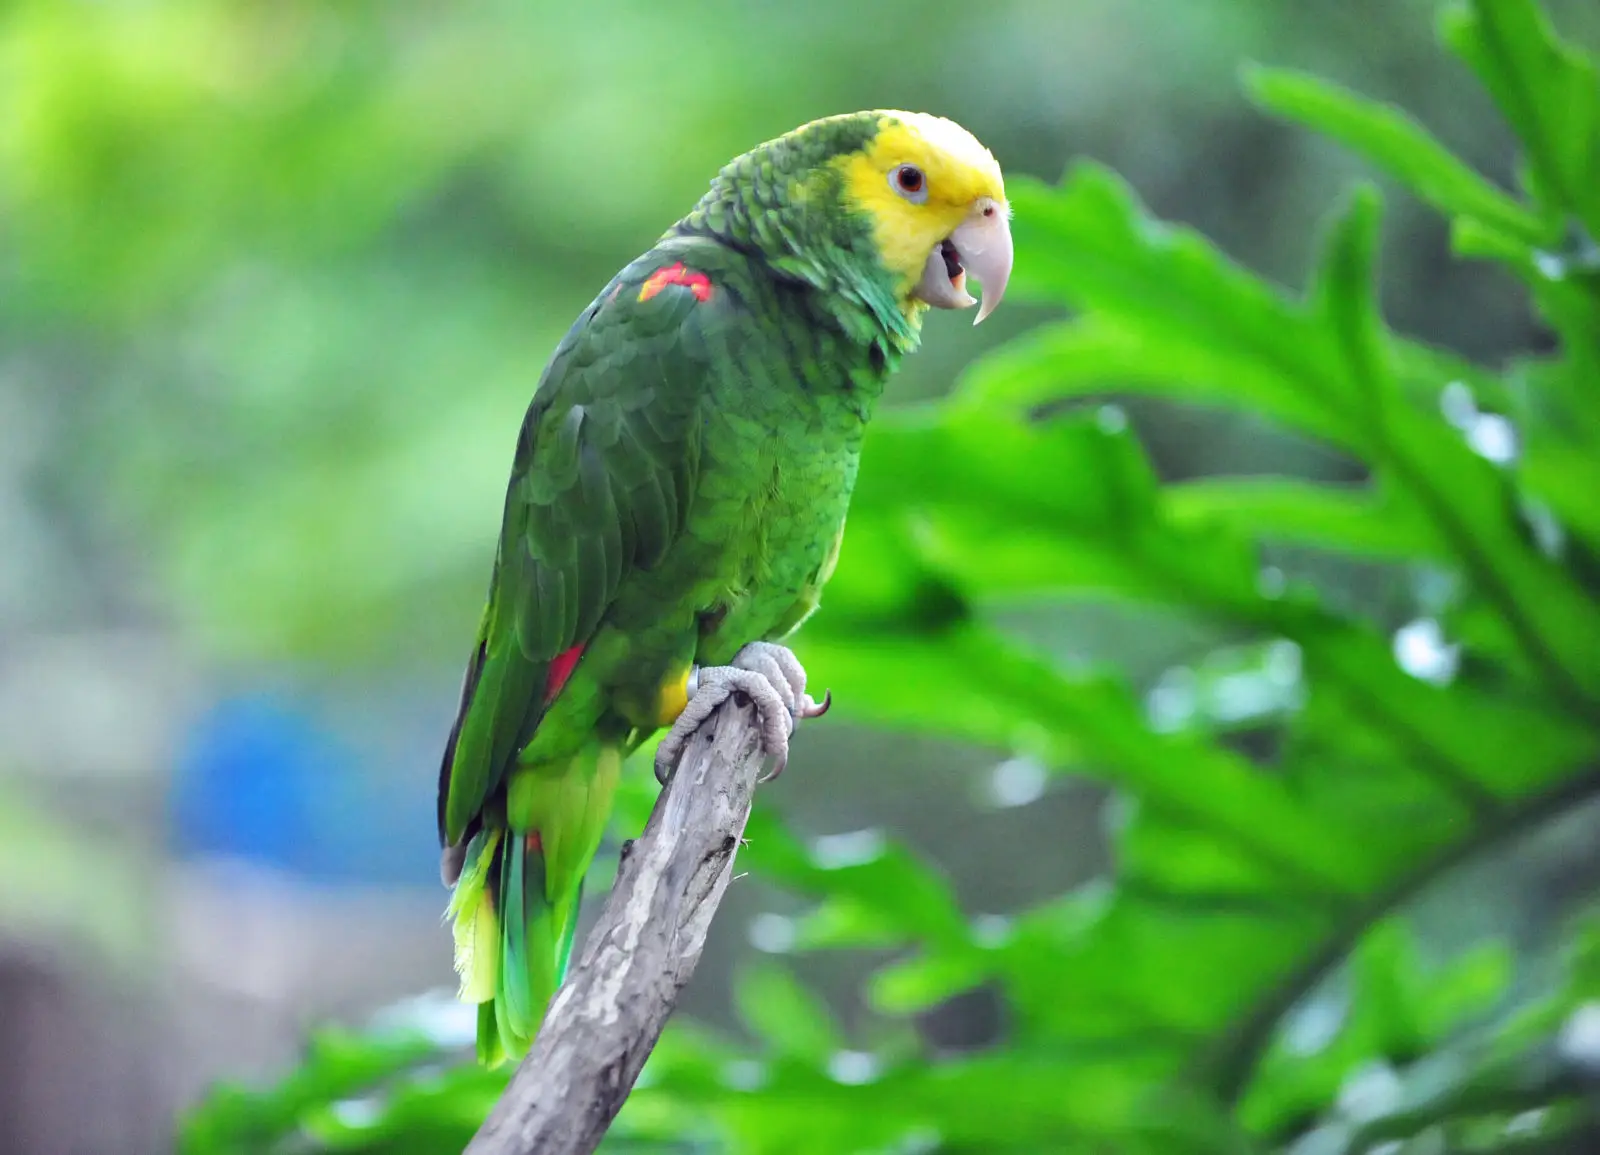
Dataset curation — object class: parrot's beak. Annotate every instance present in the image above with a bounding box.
[912,197,1013,325]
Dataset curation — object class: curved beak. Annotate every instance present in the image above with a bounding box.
[911,196,1013,325]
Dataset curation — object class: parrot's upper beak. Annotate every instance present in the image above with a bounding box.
[912,196,1013,324]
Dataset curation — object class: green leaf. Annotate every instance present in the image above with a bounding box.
[1004,166,1367,452]
[1376,402,1600,705]
[954,316,1352,446]
[1452,223,1600,422]
[737,809,973,952]
[1164,477,1444,561]
[1289,621,1594,806]
[1310,184,1393,412]
[735,964,843,1064]
[959,315,1512,430]
[1243,65,1548,244]
[1524,438,1600,553]
[178,1029,446,1155]
[869,948,991,1015]
[1316,185,1600,705]
[809,623,1378,896]
[829,407,1273,623]
[1441,0,1600,236]
[1241,922,1514,1138]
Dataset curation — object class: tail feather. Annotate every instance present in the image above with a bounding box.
[447,830,501,1004]
[477,1002,503,1067]
[498,836,531,1032]
[447,741,623,1065]
[557,875,585,978]
[495,833,562,1054]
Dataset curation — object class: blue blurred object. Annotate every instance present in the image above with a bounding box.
[171,691,438,887]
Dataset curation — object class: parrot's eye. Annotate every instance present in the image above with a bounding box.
[890,164,928,204]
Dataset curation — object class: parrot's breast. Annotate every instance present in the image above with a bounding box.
[684,362,870,664]
[582,239,895,700]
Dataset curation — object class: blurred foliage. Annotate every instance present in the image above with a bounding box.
[168,0,1600,1151]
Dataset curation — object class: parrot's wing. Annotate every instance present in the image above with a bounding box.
[438,245,732,847]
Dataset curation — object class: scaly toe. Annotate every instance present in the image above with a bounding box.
[732,641,808,712]
[654,665,798,785]
[653,738,682,785]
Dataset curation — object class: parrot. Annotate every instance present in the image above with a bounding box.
[437,109,1012,1065]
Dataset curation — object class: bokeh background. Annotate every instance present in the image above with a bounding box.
[3,2,1597,1151]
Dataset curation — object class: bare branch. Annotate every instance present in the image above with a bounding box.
[463,696,767,1155]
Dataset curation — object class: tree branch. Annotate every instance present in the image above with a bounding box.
[463,695,767,1155]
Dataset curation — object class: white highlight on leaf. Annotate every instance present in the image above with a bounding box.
[1467,413,1518,464]
[988,756,1048,808]
[971,913,1014,948]
[1436,378,1520,466]
[1439,380,1477,428]
[1534,250,1567,280]
[1265,639,1303,687]
[1257,565,1287,599]
[1413,566,1461,614]
[1520,497,1565,558]
[1287,1128,1353,1155]
[1506,1109,1547,1138]
[827,1049,881,1085]
[1146,667,1198,733]
[330,1097,384,1128]
[1210,670,1275,723]
[810,827,887,869]
[1392,617,1459,685]
[721,1059,768,1091]
[1096,403,1128,434]
[748,912,797,954]
[892,1127,944,1154]
[1559,1001,1600,1069]
[1281,993,1345,1057]
[1336,1060,1403,1121]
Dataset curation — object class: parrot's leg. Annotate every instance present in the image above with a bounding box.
[653,641,831,785]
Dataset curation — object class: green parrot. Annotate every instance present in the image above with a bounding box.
[437,109,1012,1065]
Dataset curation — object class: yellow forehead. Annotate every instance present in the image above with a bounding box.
[865,111,1006,205]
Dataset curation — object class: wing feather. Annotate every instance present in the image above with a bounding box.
[438,243,727,847]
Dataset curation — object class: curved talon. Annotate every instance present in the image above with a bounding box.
[758,751,788,785]
[802,689,832,719]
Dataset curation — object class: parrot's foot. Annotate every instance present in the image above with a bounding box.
[653,642,831,786]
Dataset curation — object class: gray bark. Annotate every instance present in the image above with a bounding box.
[463,695,766,1155]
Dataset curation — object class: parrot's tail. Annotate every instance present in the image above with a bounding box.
[445,741,623,1066]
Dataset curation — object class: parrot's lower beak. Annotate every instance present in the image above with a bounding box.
[912,197,1013,324]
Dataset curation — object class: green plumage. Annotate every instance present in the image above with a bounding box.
[438,112,926,1063]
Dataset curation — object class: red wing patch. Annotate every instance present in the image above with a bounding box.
[543,643,586,705]
[638,262,713,303]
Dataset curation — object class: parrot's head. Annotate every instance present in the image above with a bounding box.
[681,110,1012,329]
[830,110,1012,325]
